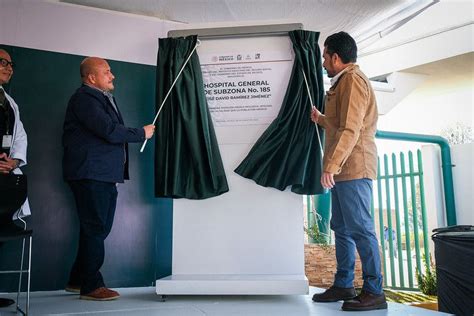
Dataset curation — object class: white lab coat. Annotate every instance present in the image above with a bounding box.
[3,88,30,218]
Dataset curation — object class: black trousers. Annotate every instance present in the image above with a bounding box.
[67,179,117,294]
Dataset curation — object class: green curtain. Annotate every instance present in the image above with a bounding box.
[154,36,229,199]
[234,30,325,194]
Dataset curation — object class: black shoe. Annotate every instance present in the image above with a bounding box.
[312,286,357,302]
[342,290,388,311]
[0,298,15,308]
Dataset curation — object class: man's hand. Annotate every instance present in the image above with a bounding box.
[311,106,321,123]
[143,124,156,139]
[321,172,335,189]
[0,153,19,174]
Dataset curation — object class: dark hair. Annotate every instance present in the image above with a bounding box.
[324,32,357,63]
[0,46,10,55]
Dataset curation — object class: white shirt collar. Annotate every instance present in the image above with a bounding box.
[85,83,112,96]
[330,67,349,87]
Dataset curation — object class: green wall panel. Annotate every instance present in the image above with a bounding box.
[0,45,172,291]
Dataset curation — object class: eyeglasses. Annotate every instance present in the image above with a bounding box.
[0,58,15,69]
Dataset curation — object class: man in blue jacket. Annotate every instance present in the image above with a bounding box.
[62,57,155,301]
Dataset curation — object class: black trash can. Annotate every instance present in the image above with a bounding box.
[432,225,474,315]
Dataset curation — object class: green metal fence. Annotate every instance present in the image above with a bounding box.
[375,149,430,290]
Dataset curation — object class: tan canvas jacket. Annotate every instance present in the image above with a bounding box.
[318,64,378,182]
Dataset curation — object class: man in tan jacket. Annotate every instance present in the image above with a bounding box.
[311,32,386,311]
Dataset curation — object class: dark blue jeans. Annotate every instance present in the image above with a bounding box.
[330,178,383,294]
[67,179,117,294]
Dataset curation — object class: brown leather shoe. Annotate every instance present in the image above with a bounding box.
[342,290,387,311]
[65,284,80,294]
[312,286,357,302]
[80,287,120,301]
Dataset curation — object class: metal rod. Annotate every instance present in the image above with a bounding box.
[408,151,422,275]
[306,195,312,243]
[0,270,30,274]
[400,152,414,288]
[301,70,324,157]
[391,153,405,288]
[17,220,26,306]
[27,236,32,315]
[168,23,303,39]
[384,154,396,287]
[377,158,388,287]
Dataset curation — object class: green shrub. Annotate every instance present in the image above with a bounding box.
[416,254,437,295]
[304,223,329,245]
[304,208,330,246]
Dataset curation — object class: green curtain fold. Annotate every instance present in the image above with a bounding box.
[154,35,229,199]
[234,30,325,195]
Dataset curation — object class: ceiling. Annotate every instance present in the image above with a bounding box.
[406,52,473,77]
[404,52,474,90]
[60,0,438,49]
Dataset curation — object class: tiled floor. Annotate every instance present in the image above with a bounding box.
[0,286,448,316]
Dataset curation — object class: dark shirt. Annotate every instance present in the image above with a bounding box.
[0,97,14,156]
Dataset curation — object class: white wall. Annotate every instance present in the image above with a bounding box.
[422,145,446,224]
[422,145,446,256]
[0,0,180,64]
